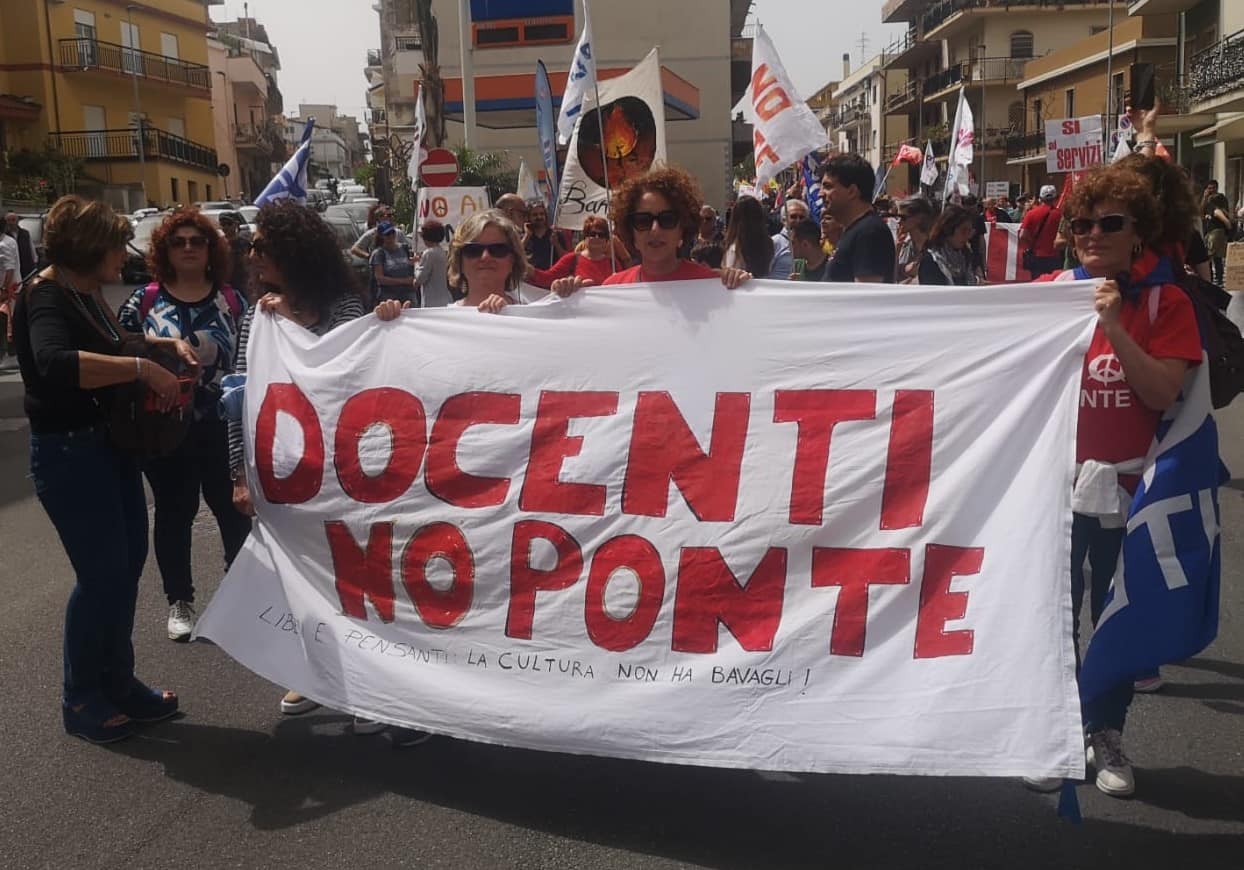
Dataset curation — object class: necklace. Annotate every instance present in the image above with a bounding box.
[57,270,119,342]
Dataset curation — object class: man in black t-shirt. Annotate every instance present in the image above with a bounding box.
[785,218,832,282]
[820,154,895,283]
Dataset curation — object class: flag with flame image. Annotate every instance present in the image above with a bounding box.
[555,48,666,231]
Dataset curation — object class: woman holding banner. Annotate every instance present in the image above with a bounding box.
[550,166,751,296]
[527,216,619,290]
[1028,164,1202,798]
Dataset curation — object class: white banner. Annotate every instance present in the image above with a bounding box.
[741,24,828,188]
[414,187,489,249]
[199,280,1096,778]
[556,49,667,231]
[1045,116,1104,173]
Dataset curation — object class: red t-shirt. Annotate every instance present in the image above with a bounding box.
[1077,284,1201,473]
[529,252,617,289]
[602,260,719,285]
[1020,203,1061,257]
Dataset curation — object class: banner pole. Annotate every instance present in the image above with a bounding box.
[592,73,617,273]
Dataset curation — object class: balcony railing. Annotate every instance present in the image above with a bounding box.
[967,56,1029,84]
[885,81,920,112]
[58,38,210,90]
[394,34,422,53]
[922,0,1121,35]
[924,64,964,96]
[1190,28,1244,106]
[881,28,919,65]
[1006,130,1046,158]
[834,105,868,127]
[48,127,218,173]
[366,48,382,67]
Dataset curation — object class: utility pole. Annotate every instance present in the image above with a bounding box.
[126,5,148,207]
[458,0,476,147]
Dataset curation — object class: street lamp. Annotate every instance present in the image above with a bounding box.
[215,70,232,198]
[125,4,148,207]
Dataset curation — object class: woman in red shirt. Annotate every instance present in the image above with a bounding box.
[551,165,750,296]
[528,215,618,289]
[1029,164,1201,800]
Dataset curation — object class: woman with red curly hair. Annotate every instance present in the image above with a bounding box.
[118,208,250,642]
[551,165,750,296]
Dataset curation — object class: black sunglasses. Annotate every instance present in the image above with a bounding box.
[1069,214,1130,236]
[629,210,680,231]
[170,235,208,249]
[462,242,514,259]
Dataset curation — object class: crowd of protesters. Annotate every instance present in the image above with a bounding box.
[7,99,1235,802]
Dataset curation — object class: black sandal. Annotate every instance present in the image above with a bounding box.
[63,697,134,744]
[111,678,179,723]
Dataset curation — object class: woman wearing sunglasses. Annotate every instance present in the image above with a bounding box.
[376,210,529,320]
[527,215,619,290]
[118,208,251,642]
[1027,164,1202,799]
[550,166,750,296]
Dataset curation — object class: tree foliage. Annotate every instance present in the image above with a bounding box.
[450,145,517,204]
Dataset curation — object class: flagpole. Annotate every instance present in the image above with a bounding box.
[587,5,616,273]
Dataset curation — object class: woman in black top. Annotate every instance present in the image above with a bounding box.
[919,204,980,286]
[14,195,198,744]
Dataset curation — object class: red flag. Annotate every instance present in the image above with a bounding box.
[892,144,924,167]
[986,222,1033,283]
[1055,171,1080,212]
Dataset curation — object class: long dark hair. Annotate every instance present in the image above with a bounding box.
[256,201,358,315]
[928,204,975,248]
[723,196,774,277]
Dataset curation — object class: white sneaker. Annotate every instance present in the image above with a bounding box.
[279,691,319,715]
[1086,729,1135,797]
[353,716,386,735]
[167,601,196,641]
[1022,776,1062,792]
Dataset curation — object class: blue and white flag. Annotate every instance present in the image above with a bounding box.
[801,154,822,223]
[556,0,596,146]
[1079,352,1225,703]
[535,60,560,216]
[255,118,314,208]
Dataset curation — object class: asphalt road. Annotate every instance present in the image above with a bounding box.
[0,303,1241,868]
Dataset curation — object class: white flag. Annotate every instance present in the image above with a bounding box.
[516,158,540,202]
[409,83,428,185]
[920,140,938,187]
[557,0,597,146]
[943,88,975,200]
[741,23,828,189]
[1111,135,1132,164]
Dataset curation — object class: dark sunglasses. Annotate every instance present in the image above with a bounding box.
[462,242,514,259]
[169,235,208,249]
[629,210,680,231]
[1070,214,1130,236]
[583,230,610,239]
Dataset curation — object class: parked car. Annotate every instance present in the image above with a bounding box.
[322,209,371,291]
[16,212,48,273]
[333,200,377,228]
[121,211,167,284]
[194,200,234,211]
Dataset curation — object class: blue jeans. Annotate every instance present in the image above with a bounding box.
[1070,512,1134,733]
[31,427,148,705]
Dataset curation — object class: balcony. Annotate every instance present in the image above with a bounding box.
[1189,29,1244,114]
[881,27,940,69]
[885,81,920,113]
[394,33,423,53]
[234,123,283,157]
[48,127,218,173]
[834,105,869,129]
[367,49,382,68]
[1006,130,1046,159]
[922,0,1122,40]
[966,56,1028,85]
[57,38,210,90]
[923,64,964,99]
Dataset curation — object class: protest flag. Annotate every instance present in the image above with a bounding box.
[801,154,822,222]
[556,0,597,146]
[920,141,939,188]
[741,23,827,188]
[254,118,314,207]
[516,159,541,202]
[535,60,560,215]
[943,87,975,201]
[892,144,924,167]
[409,83,428,186]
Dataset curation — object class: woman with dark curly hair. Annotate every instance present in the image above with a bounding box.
[722,196,774,278]
[118,208,251,641]
[551,165,750,296]
[1023,163,1202,799]
[14,195,198,743]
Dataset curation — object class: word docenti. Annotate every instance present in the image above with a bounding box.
[254,385,984,660]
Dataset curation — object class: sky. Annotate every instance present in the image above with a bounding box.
[208,0,906,120]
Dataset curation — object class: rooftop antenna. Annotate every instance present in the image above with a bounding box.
[856,32,870,66]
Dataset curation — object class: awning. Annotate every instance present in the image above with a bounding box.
[1192,113,1244,145]
[442,66,700,130]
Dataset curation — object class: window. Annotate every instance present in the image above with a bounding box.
[1010,31,1034,59]
[187,180,198,202]
[1033,97,1043,128]
[161,33,179,60]
[473,17,573,48]
[1065,88,1075,117]
[82,104,106,157]
[1008,101,1024,130]
[1111,71,1124,118]
[73,9,97,66]
[167,117,185,139]
[171,177,180,203]
[476,25,520,46]
[206,183,212,200]
[120,20,141,75]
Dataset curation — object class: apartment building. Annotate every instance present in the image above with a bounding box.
[881,0,1126,190]
[1181,0,1244,207]
[210,16,285,201]
[831,55,910,191]
[0,0,224,210]
[371,0,742,209]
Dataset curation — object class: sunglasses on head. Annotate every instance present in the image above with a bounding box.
[628,210,680,231]
[462,242,514,259]
[1070,214,1130,236]
[583,230,610,239]
[170,235,208,249]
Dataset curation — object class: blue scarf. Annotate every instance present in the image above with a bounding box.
[1072,250,1175,301]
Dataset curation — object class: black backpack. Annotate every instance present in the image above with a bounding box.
[1177,273,1244,409]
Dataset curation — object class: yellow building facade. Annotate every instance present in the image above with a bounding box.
[1,0,223,210]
